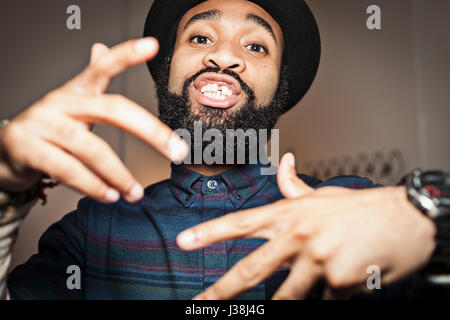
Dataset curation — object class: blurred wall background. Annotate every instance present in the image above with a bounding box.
[0,0,448,270]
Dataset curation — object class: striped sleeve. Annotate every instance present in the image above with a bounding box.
[0,221,21,300]
[0,198,37,300]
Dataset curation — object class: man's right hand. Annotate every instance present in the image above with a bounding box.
[0,37,188,203]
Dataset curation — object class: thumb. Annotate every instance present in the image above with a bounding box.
[277,152,313,198]
[90,42,110,65]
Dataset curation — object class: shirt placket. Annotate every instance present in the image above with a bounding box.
[201,177,228,290]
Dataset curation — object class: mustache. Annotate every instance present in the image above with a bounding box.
[181,67,255,103]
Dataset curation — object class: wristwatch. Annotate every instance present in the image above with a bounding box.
[401,168,450,283]
[403,168,450,220]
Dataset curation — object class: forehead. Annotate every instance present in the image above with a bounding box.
[176,0,284,42]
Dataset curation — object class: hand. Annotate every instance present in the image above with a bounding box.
[177,153,436,300]
[0,38,188,203]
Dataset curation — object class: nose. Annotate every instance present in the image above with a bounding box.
[203,42,246,73]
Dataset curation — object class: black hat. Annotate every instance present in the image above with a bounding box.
[144,0,321,113]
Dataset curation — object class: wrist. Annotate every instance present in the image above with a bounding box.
[0,119,43,193]
[393,185,437,232]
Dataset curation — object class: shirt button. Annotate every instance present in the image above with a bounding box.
[207,180,218,190]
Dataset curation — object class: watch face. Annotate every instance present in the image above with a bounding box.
[420,170,450,196]
[423,185,443,198]
[417,169,450,218]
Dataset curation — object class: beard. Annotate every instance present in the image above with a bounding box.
[155,55,289,164]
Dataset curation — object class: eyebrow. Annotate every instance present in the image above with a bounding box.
[246,13,277,43]
[183,9,222,31]
[182,10,277,44]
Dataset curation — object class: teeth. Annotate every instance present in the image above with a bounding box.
[221,86,231,96]
[200,84,233,100]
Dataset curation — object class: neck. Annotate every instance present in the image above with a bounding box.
[182,164,238,176]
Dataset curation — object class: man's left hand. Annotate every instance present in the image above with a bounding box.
[177,153,437,300]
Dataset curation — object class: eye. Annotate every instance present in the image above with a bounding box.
[246,43,267,54]
[190,35,212,45]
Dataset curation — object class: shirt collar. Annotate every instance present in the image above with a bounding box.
[169,162,272,209]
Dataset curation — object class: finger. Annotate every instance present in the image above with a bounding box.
[322,286,362,300]
[193,234,300,300]
[90,43,110,66]
[69,37,159,94]
[272,256,322,300]
[25,138,120,203]
[177,199,292,250]
[277,153,313,199]
[63,93,189,162]
[42,117,143,202]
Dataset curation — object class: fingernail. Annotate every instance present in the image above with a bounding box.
[168,134,189,162]
[106,189,120,203]
[135,38,156,54]
[128,184,144,202]
[286,153,295,167]
[178,230,196,246]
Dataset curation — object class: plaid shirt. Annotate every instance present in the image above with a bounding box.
[7,162,421,299]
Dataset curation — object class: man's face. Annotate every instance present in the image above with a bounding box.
[156,0,288,163]
[169,0,284,119]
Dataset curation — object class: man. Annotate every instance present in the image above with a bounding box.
[0,0,448,300]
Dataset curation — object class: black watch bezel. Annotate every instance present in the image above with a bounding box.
[403,168,450,220]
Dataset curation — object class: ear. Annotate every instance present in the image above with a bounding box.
[277,153,313,198]
[90,42,110,65]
